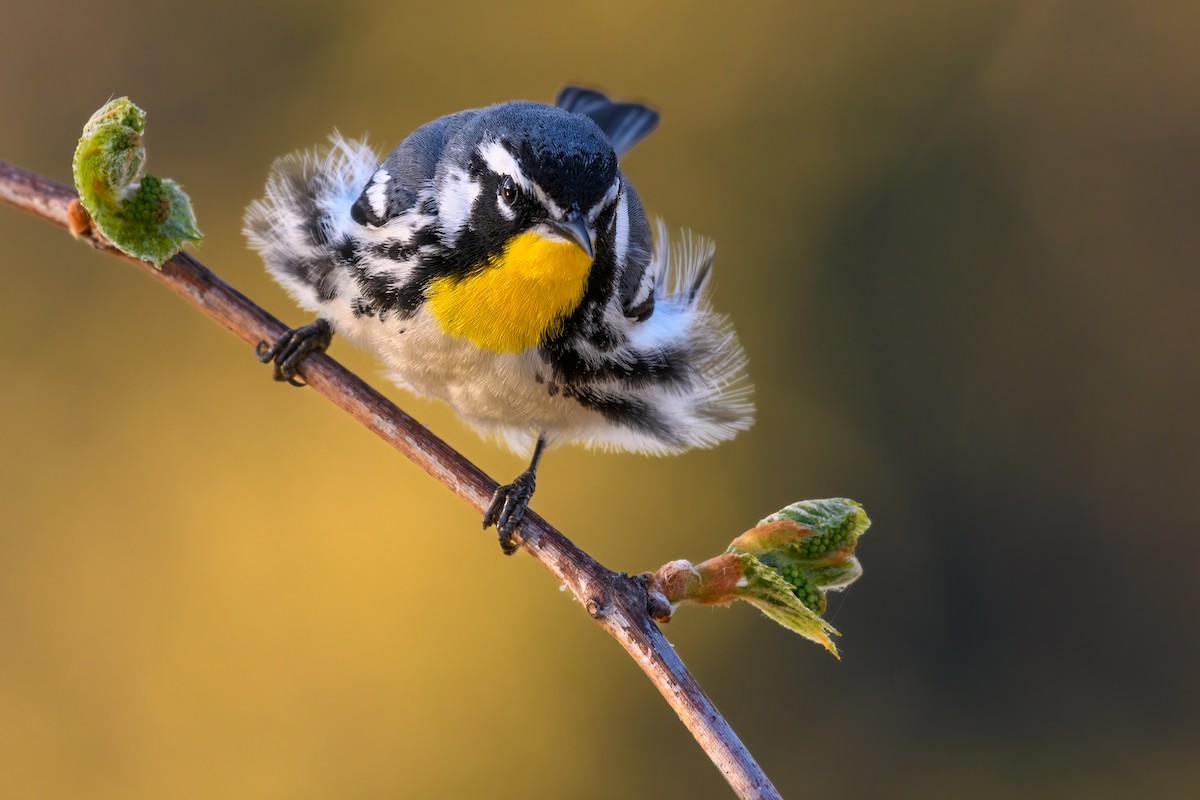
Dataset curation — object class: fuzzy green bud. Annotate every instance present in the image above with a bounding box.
[71,97,201,267]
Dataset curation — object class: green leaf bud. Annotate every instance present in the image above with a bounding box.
[71,97,201,267]
[647,499,870,657]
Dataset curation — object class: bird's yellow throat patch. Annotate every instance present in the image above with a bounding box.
[426,232,592,353]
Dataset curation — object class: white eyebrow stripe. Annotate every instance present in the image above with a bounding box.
[588,177,621,222]
[478,140,528,188]
[477,139,564,218]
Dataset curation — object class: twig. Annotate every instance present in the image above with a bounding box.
[0,159,782,800]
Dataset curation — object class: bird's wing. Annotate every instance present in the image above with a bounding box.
[350,110,475,227]
[556,87,660,159]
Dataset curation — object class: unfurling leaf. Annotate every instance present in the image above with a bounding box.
[647,499,870,658]
[71,97,202,267]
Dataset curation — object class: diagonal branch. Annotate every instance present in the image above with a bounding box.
[0,159,782,800]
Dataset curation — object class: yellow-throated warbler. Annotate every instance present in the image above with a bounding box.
[245,87,753,552]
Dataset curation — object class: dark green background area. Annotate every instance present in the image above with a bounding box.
[2,2,1196,797]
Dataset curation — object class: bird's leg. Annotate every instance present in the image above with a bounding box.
[255,319,333,387]
[484,432,547,555]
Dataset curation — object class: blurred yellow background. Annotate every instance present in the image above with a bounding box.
[2,1,1198,797]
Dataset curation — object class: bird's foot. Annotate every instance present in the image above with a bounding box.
[255,319,333,386]
[483,470,537,555]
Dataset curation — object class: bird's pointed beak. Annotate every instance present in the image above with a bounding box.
[550,208,594,260]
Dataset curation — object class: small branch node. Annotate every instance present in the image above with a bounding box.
[585,594,608,619]
[66,198,92,238]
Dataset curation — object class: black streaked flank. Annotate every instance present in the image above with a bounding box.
[279,255,338,302]
[369,240,421,263]
[334,236,361,266]
[352,266,426,320]
[541,338,691,389]
[562,386,674,441]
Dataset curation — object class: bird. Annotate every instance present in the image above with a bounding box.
[244,86,753,553]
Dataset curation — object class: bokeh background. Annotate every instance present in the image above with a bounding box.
[2,1,1198,797]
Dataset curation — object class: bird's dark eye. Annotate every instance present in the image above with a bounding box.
[499,176,518,203]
